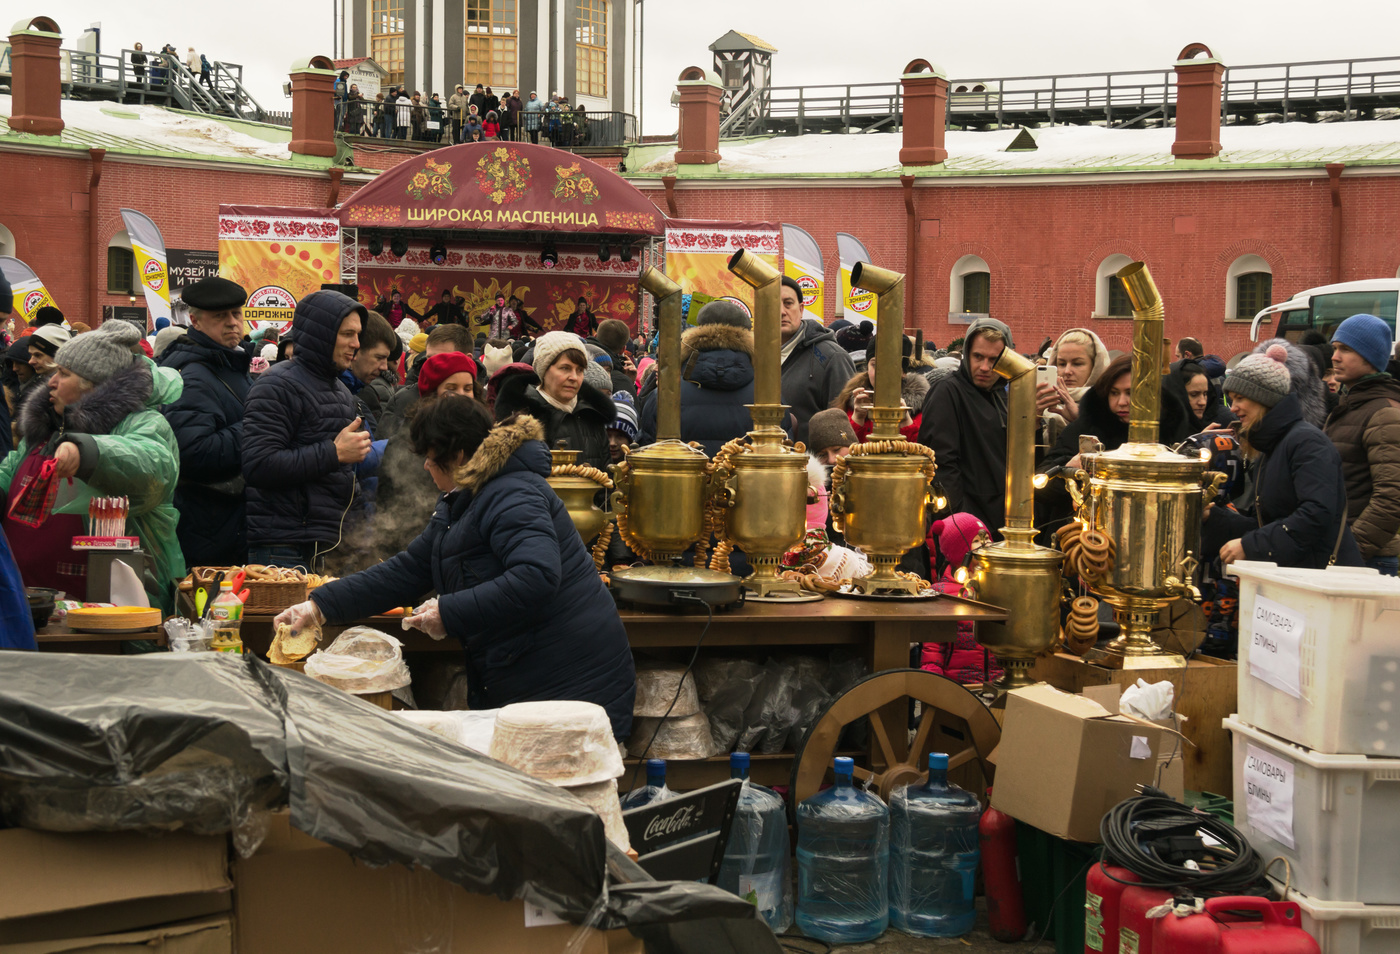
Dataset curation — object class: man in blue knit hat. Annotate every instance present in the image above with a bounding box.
[1325,313,1400,575]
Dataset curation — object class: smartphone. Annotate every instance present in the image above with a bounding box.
[1036,365,1058,389]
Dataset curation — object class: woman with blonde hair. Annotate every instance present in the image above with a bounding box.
[1037,327,1109,447]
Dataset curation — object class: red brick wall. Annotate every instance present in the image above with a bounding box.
[643,172,1400,360]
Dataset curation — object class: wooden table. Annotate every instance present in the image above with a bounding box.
[36,622,167,653]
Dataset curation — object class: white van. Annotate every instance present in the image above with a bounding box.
[1250,279,1399,342]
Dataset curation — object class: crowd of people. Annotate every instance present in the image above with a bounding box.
[126,44,214,88]
[335,78,592,147]
[2,271,1398,682]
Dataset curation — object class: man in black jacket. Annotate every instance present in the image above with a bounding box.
[159,277,253,568]
[918,317,1014,538]
[242,291,372,568]
[779,276,855,444]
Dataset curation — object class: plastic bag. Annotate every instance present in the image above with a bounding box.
[786,656,833,752]
[628,712,716,760]
[1120,678,1175,721]
[717,778,793,933]
[303,626,412,693]
[741,659,798,756]
[394,709,500,754]
[696,658,764,753]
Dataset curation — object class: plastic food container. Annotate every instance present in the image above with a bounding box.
[1230,561,1400,755]
[633,662,701,717]
[1226,716,1400,904]
[489,701,624,786]
[627,712,716,760]
[1283,887,1400,954]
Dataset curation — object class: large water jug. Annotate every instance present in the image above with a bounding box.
[620,759,674,809]
[717,752,792,933]
[889,752,981,937]
[795,756,889,943]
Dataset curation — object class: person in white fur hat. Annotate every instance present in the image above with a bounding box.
[493,330,616,471]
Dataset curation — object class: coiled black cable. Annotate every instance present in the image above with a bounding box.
[1098,790,1265,893]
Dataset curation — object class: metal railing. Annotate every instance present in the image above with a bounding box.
[343,105,638,149]
[720,54,1400,136]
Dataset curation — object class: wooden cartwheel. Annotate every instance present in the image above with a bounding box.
[790,669,1001,811]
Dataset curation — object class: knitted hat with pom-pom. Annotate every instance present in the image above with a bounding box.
[1224,343,1292,408]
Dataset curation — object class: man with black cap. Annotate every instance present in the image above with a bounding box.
[242,290,371,569]
[158,276,253,568]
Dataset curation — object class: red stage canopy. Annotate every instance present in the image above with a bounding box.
[339,142,664,236]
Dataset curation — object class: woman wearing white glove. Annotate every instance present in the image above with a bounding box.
[290,395,636,740]
[273,599,324,632]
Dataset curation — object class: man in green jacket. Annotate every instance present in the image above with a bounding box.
[1326,313,1400,576]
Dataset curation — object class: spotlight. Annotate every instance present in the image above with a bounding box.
[597,240,610,262]
[366,233,383,257]
[390,235,409,258]
[430,240,447,265]
[619,244,633,263]
[540,244,558,269]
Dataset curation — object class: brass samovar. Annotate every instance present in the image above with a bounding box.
[968,345,1065,688]
[1067,262,1220,668]
[608,268,716,574]
[546,445,611,542]
[709,250,809,597]
[828,263,938,594]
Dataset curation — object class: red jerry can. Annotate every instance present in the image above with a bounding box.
[1154,897,1319,954]
[978,805,1027,942]
[1084,863,1139,954]
[1116,884,1173,954]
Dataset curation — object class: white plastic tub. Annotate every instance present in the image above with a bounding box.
[1230,561,1400,755]
[1225,717,1400,904]
[1285,888,1400,954]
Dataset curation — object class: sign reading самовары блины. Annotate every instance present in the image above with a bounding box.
[1248,594,1304,699]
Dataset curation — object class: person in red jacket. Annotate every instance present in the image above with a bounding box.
[481,110,501,140]
[920,513,1003,686]
[830,332,929,442]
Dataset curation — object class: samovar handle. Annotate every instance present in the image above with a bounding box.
[1064,468,1088,512]
[1164,554,1202,602]
[1201,470,1227,503]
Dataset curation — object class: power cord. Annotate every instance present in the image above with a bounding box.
[1098,790,1265,894]
[623,596,715,795]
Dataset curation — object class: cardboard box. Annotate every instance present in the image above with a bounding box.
[234,814,644,954]
[1080,684,1187,802]
[990,683,1174,843]
[0,916,232,954]
[0,830,231,947]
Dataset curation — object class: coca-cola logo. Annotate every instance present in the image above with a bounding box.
[642,804,698,841]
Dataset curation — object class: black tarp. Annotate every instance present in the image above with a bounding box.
[0,652,780,953]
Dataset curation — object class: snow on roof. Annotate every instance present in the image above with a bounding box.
[0,95,305,166]
[709,31,778,53]
[637,119,1400,177]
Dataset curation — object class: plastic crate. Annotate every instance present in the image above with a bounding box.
[1183,790,1234,826]
[1226,717,1400,904]
[1014,821,1100,953]
[1231,561,1400,756]
[1284,888,1400,954]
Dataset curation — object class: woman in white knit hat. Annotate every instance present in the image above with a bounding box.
[0,320,185,611]
[492,330,616,471]
[1204,343,1362,570]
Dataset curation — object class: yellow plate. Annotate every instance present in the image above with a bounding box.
[66,606,162,633]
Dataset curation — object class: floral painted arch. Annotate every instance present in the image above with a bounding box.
[339,142,664,236]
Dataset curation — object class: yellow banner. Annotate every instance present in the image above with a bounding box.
[11,278,58,323]
[219,236,340,333]
[784,257,824,324]
[840,264,877,324]
[665,250,781,327]
[130,241,172,326]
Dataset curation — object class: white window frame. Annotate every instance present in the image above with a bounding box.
[1226,254,1273,322]
[949,254,990,323]
[1094,253,1135,319]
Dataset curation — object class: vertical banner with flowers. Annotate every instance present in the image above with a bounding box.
[217,206,341,333]
[663,220,781,326]
[119,209,172,327]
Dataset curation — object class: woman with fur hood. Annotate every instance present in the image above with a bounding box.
[831,333,930,442]
[0,320,184,613]
[276,398,636,739]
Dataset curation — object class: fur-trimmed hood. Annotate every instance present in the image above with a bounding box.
[1254,338,1329,428]
[680,323,755,393]
[455,414,548,493]
[681,323,753,360]
[833,369,930,415]
[17,358,176,450]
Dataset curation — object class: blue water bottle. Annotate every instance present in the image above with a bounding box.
[718,751,793,933]
[796,756,889,943]
[889,752,981,937]
[620,759,674,809]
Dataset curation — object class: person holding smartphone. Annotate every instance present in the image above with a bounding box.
[1037,327,1110,447]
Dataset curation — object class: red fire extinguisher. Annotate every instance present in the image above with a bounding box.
[1154,897,1320,954]
[978,805,1026,942]
[1084,863,1139,954]
[1117,884,1174,954]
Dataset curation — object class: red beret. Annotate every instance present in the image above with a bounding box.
[418,352,480,395]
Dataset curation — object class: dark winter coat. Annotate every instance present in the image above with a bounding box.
[917,317,1013,537]
[311,416,637,738]
[242,291,362,546]
[1166,359,1236,433]
[493,372,616,472]
[1206,393,1363,569]
[359,370,398,422]
[781,320,856,444]
[1324,374,1400,560]
[158,328,252,567]
[636,323,758,455]
[1040,381,1191,472]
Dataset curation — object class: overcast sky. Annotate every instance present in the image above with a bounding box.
[42,0,1397,134]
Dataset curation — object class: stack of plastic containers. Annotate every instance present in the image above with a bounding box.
[1226,561,1400,954]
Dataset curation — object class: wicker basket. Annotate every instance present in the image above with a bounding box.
[243,579,309,614]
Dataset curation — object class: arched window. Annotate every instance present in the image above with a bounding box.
[950,254,990,320]
[1095,253,1135,318]
[1227,254,1273,321]
[0,222,15,258]
[107,231,136,296]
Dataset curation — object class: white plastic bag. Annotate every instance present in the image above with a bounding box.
[303,626,412,693]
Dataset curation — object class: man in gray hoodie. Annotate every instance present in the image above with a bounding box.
[918,317,1015,538]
